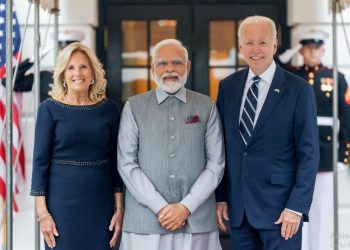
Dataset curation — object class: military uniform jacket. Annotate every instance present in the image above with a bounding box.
[285,64,350,171]
[1,58,52,101]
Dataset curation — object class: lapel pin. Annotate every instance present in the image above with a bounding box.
[274,89,280,93]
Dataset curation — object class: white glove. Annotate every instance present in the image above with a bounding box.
[29,46,54,62]
[278,44,302,64]
[337,162,348,173]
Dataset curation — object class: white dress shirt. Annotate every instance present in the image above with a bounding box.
[239,61,275,126]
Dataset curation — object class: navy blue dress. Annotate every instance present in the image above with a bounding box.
[30,98,124,250]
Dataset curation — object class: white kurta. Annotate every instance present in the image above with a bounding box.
[117,87,225,250]
[119,231,222,250]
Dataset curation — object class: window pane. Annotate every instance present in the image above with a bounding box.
[238,52,248,67]
[122,21,148,66]
[236,19,249,67]
[150,20,177,60]
[122,68,148,102]
[150,79,157,90]
[209,21,236,66]
[209,68,235,101]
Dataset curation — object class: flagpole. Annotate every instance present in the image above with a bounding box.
[33,0,41,249]
[5,0,13,249]
[332,1,339,250]
[53,0,59,62]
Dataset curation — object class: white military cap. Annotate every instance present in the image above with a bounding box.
[297,29,329,46]
[57,29,85,46]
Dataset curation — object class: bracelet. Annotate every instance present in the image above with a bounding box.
[37,213,51,222]
[115,207,124,212]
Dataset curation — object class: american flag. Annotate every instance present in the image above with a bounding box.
[0,0,25,217]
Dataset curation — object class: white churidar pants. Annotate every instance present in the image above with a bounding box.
[302,172,333,250]
[119,231,222,250]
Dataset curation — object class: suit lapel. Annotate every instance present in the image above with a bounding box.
[228,69,248,146]
[250,65,287,140]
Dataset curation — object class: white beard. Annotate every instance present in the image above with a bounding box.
[153,71,187,94]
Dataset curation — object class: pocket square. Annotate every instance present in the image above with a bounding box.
[185,114,201,124]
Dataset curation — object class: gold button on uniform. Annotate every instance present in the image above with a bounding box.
[308,72,314,78]
[326,92,331,98]
[308,79,314,85]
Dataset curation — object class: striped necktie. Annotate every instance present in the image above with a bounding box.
[239,76,261,145]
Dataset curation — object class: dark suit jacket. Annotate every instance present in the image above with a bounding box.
[215,63,319,229]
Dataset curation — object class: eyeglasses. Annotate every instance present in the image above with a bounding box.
[155,58,186,68]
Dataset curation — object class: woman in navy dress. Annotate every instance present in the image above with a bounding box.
[30,42,124,249]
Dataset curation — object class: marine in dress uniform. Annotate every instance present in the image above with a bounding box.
[1,29,85,102]
[278,29,350,250]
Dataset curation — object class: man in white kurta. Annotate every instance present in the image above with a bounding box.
[117,39,225,250]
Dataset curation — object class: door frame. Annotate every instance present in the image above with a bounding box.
[193,4,281,95]
[105,5,192,103]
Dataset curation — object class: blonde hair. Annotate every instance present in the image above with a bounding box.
[50,42,106,102]
[238,15,277,43]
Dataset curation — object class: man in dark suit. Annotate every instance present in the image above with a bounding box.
[215,15,319,250]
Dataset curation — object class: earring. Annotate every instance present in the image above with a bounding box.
[90,80,95,85]
[63,81,67,88]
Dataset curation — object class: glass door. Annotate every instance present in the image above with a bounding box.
[121,20,178,101]
[106,5,191,103]
[193,5,281,101]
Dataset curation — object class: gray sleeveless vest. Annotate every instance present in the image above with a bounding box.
[122,89,218,234]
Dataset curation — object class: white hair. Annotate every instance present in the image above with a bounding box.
[151,39,188,63]
[238,15,277,42]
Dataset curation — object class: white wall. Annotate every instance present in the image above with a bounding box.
[288,0,350,248]
[14,0,97,70]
